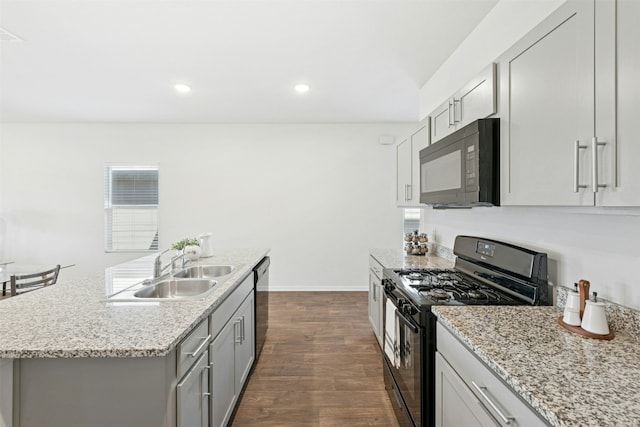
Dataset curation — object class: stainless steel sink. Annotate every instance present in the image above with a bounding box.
[133,278,217,299]
[174,265,236,279]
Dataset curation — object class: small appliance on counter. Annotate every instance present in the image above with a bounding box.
[559,279,613,339]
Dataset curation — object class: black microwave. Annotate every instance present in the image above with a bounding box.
[419,118,499,208]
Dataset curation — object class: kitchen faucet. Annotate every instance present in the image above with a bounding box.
[153,247,196,278]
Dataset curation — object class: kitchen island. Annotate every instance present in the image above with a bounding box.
[433,305,640,427]
[0,248,269,427]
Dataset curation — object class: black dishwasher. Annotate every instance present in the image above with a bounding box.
[253,256,269,360]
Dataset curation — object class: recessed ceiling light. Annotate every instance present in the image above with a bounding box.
[294,83,310,94]
[174,84,191,93]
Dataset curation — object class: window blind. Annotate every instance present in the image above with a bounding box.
[104,164,159,252]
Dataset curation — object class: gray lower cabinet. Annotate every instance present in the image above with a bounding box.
[177,351,210,427]
[436,323,548,427]
[210,277,255,427]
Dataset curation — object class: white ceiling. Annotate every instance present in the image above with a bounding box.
[0,0,497,123]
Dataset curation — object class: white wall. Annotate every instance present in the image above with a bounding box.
[419,0,640,310]
[0,123,412,290]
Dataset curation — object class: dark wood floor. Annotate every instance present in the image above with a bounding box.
[231,291,399,427]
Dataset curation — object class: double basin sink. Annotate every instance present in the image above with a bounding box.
[109,264,241,301]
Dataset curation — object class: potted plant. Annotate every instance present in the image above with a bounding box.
[172,237,201,260]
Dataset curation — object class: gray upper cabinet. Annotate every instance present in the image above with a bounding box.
[594,0,640,206]
[396,118,430,207]
[430,64,497,144]
[396,137,411,205]
[500,0,640,206]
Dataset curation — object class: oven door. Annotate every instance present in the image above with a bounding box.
[383,290,424,427]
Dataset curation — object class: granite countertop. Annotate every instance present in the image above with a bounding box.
[433,305,640,427]
[369,247,454,270]
[0,248,269,359]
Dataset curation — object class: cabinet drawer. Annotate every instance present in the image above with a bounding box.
[369,256,384,279]
[177,318,211,378]
[437,323,548,427]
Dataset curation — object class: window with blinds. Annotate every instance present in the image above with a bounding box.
[403,208,421,236]
[104,164,159,252]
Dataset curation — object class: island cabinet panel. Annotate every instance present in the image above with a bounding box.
[15,354,176,427]
[177,351,210,427]
[209,278,255,427]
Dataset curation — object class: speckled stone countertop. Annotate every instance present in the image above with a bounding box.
[433,305,640,427]
[369,247,454,269]
[0,248,269,359]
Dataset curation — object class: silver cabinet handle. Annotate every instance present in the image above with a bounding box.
[188,335,212,358]
[372,281,377,302]
[592,137,607,193]
[407,184,412,201]
[471,381,515,425]
[573,140,587,192]
[234,320,242,343]
[448,101,454,127]
[452,98,460,123]
[240,316,245,342]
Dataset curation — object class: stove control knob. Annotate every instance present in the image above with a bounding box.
[383,280,395,293]
[402,304,416,316]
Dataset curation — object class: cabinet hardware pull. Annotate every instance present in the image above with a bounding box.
[234,320,242,343]
[188,335,211,358]
[573,140,588,192]
[452,98,461,123]
[592,137,607,193]
[407,184,412,201]
[448,101,454,127]
[471,381,515,425]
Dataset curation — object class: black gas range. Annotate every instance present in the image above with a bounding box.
[382,235,551,427]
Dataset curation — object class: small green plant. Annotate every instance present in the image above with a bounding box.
[171,237,200,250]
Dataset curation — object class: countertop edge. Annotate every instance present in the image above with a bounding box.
[0,248,270,359]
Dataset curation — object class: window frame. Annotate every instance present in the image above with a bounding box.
[104,164,159,253]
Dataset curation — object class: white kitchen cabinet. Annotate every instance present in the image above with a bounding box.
[368,255,384,347]
[396,137,411,205]
[500,0,640,207]
[436,323,548,427]
[177,351,210,427]
[209,276,255,427]
[431,64,496,144]
[396,119,430,206]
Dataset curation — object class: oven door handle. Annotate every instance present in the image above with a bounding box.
[396,310,419,334]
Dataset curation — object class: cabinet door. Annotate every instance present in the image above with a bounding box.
[595,0,640,206]
[410,122,430,203]
[177,351,210,427]
[235,292,255,392]
[210,322,237,427]
[500,0,595,206]
[435,352,499,427]
[368,270,382,347]
[431,99,455,144]
[396,138,411,206]
[456,64,496,129]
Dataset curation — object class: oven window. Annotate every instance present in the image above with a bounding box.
[421,150,462,192]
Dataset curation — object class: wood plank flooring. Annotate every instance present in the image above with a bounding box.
[231,291,399,427]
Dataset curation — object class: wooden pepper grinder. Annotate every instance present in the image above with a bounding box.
[578,279,590,319]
